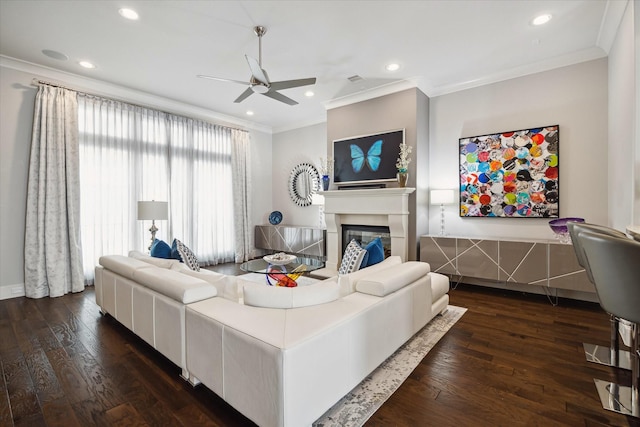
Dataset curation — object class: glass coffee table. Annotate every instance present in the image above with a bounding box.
[240,256,324,287]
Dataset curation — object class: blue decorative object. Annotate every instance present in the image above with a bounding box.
[269,211,283,225]
[322,175,330,191]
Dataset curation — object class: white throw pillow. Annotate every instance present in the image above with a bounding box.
[338,239,367,275]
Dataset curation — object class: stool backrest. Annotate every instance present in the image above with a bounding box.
[568,222,627,284]
[579,230,640,324]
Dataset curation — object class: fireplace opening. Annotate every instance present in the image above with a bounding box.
[342,225,391,258]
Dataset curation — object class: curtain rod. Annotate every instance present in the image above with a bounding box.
[30,78,248,133]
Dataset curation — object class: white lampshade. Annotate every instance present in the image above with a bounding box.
[430,189,455,205]
[311,193,325,205]
[137,201,168,220]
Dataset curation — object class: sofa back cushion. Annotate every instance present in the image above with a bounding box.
[337,255,402,296]
[243,279,340,309]
[132,267,217,304]
[129,250,181,269]
[173,264,239,302]
[356,261,430,297]
[100,255,154,279]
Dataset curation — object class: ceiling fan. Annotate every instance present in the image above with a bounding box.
[197,26,316,106]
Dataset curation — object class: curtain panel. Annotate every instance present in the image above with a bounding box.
[24,85,85,298]
[77,94,250,282]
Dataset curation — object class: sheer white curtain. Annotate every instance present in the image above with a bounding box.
[231,129,252,262]
[78,94,247,282]
[25,85,85,298]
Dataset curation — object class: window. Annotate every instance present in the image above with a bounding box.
[78,95,237,281]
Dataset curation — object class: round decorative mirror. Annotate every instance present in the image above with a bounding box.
[288,163,321,207]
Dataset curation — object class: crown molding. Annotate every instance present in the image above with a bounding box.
[0,55,273,134]
[323,78,421,111]
[596,0,629,54]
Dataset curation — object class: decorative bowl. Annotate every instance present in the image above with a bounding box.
[548,217,585,235]
[263,253,297,266]
[269,210,283,225]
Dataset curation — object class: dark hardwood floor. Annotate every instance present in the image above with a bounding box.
[1,266,638,426]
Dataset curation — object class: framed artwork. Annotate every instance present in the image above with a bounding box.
[459,125,559,218]
[333,129,404,186]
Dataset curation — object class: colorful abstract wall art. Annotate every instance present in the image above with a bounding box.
[459,125,559,218]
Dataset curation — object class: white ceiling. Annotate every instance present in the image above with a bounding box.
[0,1,624,132]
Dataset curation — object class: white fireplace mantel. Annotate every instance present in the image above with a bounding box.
[321,187,416,272]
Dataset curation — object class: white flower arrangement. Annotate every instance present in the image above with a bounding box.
[318,157,334,176]
[396,143,412,173]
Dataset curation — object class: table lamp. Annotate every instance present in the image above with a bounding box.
[137,201,168,251]
[430,189,455,236]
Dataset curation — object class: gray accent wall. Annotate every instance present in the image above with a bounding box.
[326,88,430,260]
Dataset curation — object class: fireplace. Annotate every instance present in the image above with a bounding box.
[321,187,415,272]
[342,225,391,258]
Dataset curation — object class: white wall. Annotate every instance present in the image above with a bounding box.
[0,60,273,298]
[270,122,327,227]
[429,59,608,240]
[608,0,636,230]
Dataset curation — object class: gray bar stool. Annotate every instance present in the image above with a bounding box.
[579,231,639,418]
[568,222,632,370]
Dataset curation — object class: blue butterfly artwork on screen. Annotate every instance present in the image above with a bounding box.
[350,139,383,173]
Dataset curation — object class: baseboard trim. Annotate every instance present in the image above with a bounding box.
[0,284,25,300]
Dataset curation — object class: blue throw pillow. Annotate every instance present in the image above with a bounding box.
[362,237,385,268]
[150,239,172,259]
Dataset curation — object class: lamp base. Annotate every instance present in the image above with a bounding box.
[148,221,158,252]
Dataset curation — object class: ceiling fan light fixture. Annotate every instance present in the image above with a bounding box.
[251,83,269,94]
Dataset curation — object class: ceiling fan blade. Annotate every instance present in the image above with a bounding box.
[263,90,298,106]
[234,87,254,103]
[197,74,247,85]
[269,77,316,91]
[245,55,270,85]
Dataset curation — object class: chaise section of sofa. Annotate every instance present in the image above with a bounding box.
[95,253,219,379]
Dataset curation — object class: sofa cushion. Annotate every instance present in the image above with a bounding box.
[99,255,154,279]
[132,267,217,304]
[174,238,200,271]
[338,239,367,275]
[150,239,172,259]
[337,255,402,297]
[356,261,430,297]
[129,250,181,269]
[242,279,340,309]
[429,272,450,300]
[361,237,385,268]
[173,264,239,302]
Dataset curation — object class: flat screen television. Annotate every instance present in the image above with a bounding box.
[333,129,404,187]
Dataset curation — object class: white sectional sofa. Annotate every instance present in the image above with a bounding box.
[95,252,450,427]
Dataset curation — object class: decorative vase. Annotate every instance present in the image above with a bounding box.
[322,175,330,191]
[397,171,408,187]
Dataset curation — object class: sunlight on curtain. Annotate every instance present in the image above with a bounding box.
[78,95,241,282]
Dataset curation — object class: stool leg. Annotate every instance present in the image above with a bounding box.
[593,321,639,418]
[583,314,631,370]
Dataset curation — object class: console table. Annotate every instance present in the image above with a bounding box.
[255,225,326,258]
[420,236,593,294]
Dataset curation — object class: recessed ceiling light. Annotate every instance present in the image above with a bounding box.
[385,63,400,72]
[532,14,552,26]
[42,49,68,61]
[305,90,314,97]
[246,110,254,116]
[78,61,96,69]
[119,8,139,20]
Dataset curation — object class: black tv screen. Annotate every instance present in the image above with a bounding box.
[333,129,404,186]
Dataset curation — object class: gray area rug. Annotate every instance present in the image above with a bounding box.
[314,305,467,427]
